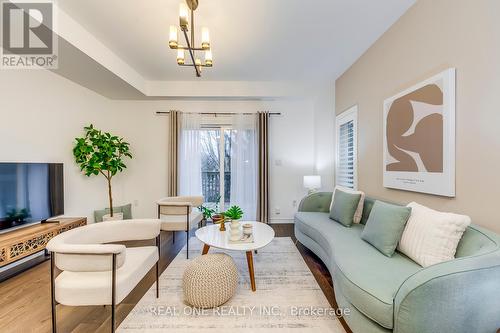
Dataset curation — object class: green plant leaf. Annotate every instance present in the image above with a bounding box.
[224,205,244,220]
[73,124,133,213]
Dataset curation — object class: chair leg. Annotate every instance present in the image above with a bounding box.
[186,230,189,259]
[172,231,175,243]
[156,261,159,298]
[186,206,190,259]
[50,252,57,333]
[111,254,117,333]
[156,235,160,298]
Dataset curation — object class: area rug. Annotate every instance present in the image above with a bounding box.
[118,237,345,333]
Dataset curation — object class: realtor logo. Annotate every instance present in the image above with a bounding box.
[1,0,58,69]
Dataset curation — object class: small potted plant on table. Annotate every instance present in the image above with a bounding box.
[200,195,225,226]
[223,205,244,240]
[199,205,215,226]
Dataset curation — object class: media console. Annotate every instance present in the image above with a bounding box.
[0,217,87,268]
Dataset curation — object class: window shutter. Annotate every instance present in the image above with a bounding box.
[336,106,357,190]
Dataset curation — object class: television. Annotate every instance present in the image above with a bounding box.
[0,163,64,232]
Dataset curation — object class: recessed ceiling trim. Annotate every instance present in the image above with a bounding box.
[54,4,147,93]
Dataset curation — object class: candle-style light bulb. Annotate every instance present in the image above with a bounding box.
[195,58,202,66]
[177,49,185,65]
[179,2,189,29]
[205,50,212,67]
[169,26,178,49]
[201,27,210,49]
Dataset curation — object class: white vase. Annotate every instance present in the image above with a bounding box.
[229,219,241,241]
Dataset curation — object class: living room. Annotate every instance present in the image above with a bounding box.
[0,0,499,332]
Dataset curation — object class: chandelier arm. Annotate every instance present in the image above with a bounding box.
[177,46,205,51]
[191,9,195,54]
[179,63,211,68]
[181,28,201,77]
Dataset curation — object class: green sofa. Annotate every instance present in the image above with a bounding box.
[294,192,500,333]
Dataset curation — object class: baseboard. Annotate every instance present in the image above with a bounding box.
[269,218,294,224]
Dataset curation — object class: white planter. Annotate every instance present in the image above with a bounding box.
[102,212,124,222]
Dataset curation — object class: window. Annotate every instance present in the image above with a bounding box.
[200,128,234,210]
[335,106,358,189]
[197,114,258,220]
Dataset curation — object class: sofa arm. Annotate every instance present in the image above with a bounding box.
[47,243,127,272]
[46,242,125,255]
[298,192,333,213]
[394,249,500,333]
[46,219,161,272]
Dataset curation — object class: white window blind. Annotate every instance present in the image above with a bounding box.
[336,106,358,189]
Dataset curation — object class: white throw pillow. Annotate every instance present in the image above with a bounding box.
[398,202,471,267]
[330,186,365,224]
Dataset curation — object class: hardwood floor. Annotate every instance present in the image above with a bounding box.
[0,224,351,333]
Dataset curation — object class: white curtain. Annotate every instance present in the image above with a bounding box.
[230,114,258,220]
[179,112,202,196]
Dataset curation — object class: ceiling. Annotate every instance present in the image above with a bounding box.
[57,0,415,82]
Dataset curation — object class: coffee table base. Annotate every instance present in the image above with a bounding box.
[202,244,210,255]
[201,244,256,292]
[245,251,256,291]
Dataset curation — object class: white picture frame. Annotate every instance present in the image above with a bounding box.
[383,68,456,197]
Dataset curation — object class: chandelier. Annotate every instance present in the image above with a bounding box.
[169,0,212,77]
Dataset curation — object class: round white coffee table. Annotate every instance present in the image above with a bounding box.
[195,221,275,291]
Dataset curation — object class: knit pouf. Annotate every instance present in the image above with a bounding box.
[183,253,239,308]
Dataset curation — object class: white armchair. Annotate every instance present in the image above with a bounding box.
[46,219,161,333]
[157,196,204,259]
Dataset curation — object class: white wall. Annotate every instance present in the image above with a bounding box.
[0,70,334,223]
[313,83,336,192]
[0,70,168,222]
[141,98,320,223]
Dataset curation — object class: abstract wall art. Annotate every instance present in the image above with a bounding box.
[383,68,455,197]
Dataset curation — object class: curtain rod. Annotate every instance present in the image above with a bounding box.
[156,111,281,116]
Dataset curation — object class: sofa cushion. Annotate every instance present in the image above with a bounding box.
[160,208,203,231]
[361,201,412,257]
[360,197,400,225]
[55,246,158,306]
[329,190,361,227]
[295,211,422,329]
[398,202,471,267]
[360,197,377,225]
[334,277,393,333]
[330,186,365,224]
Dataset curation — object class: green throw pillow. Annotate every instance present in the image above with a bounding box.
[361,201,411,257]
[329,190,362,227]
[94,203,132,222]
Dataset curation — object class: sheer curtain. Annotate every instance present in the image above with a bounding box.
[179,112,202,196]
[230,114,258,220]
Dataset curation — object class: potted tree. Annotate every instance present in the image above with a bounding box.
[73,124,132,220]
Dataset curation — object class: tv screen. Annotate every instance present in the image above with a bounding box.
[0,163,64,232]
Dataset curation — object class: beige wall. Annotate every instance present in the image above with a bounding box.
[335,0,500,233]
